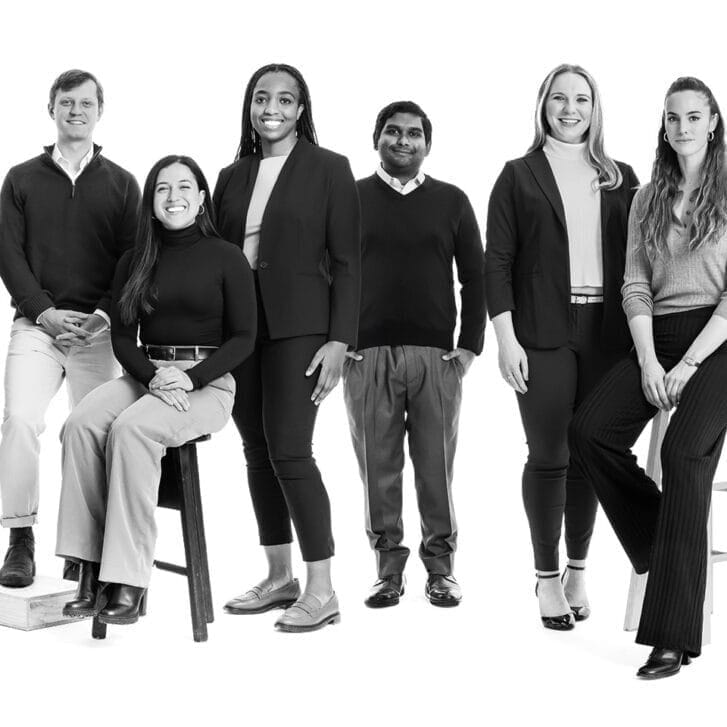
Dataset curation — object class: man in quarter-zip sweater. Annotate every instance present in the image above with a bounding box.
[0,69,140,587]
[343,101,486,608]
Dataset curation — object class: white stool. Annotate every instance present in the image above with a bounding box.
[623,408,724,644]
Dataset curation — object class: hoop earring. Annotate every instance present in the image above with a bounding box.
[663,132,669,142]
[197,204,205,217]
[709,131,715,142]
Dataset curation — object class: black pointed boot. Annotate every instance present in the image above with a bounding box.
[62,560,101,617]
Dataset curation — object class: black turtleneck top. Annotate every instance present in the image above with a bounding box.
[110,223,256,389]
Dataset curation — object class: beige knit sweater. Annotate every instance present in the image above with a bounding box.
[622,184,727,320]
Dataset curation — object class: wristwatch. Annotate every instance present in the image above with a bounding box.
[682,356,701,367]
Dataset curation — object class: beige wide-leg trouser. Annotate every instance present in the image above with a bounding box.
[55,360,234,587]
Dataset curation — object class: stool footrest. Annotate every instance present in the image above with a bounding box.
[153,560,188,577]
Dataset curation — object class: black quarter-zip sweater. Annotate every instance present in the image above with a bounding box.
[0,145,141,321]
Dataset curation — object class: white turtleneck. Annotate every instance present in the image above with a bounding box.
[543,135,602,292]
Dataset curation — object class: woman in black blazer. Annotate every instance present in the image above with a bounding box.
[485,63,638,629]
[213,63,360,632]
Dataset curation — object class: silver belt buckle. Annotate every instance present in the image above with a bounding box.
[573,295,587,304]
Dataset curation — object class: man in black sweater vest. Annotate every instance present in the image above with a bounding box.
[343,101,486,607]
[0,70,140,587]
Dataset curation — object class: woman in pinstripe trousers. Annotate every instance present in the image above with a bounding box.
[570,76,727,679]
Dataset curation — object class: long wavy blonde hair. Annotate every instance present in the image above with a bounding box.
[529,63,622,191]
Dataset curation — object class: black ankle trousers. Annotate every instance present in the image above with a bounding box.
[231,289,333,562]
[570,307,727,655]
[516,303,624,572]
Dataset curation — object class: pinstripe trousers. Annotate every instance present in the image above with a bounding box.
[569,307,727,655]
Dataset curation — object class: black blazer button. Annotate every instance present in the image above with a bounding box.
[259,261,268,269]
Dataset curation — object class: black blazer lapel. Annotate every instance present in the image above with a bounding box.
[599,186,613,253]
[225,155,259,247]
[259,137,309,239]
[524,150,567,231]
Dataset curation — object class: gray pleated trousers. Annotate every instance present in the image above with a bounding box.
[343,345,462,577]
[55,360,234,587]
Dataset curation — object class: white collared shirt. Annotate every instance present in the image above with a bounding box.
[52,144,94,183]
[376,165,426,195]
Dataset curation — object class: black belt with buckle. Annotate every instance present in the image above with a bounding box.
[144,345,218,361]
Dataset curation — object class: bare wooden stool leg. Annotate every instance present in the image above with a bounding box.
[91,616,107,640]
[624,410,669,632]
[175,443,209,642]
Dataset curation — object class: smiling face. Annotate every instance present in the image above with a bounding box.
[664,90,718,163]
[49,79,102,145]
[250,71,303,155]
[152,162,205,231]
[376,112,430,178]
[544,72,593,144]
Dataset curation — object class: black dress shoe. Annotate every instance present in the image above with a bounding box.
[98,584,147,625]
[0,531,35,588]
[62,560,101,617]
[364,575,405,608]
[425,574,461,607]
[636,648,692,680]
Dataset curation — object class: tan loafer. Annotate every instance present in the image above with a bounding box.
[274,593,341,632]
[224,579,301,614]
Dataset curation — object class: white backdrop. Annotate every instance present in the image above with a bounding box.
[2,0,727,724]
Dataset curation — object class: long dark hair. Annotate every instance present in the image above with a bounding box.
[528,63,622,190]
[235,63,318,160]
[117,155,218,325]
[638,77,727,254]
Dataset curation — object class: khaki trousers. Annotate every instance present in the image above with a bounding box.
[55,361,234,587]
[343,345,462,577]
[0,318,119,527]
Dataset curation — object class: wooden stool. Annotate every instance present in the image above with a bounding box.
[92,435,214,642]
[623,410,721,644]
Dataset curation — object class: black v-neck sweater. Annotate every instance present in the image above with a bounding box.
[111,224,256,389]
[355,174,486,354]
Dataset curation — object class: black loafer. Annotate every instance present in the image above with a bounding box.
[62,560,101,617]
[636,648,692,680]
[0,535,35,588]
[98,584,147,625]
[364,574,405,608]
[425,574,461,607]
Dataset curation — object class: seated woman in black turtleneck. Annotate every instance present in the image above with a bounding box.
[54,155,256,626]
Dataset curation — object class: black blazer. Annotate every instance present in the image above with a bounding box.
[484,149,639,351]
[213,138,361,345]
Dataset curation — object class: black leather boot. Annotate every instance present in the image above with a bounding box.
[636,648,692,680]
[98,584,147,625]
[62,560,101,617]
[0,527,35,588]
[63,559,80,582]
